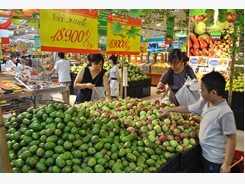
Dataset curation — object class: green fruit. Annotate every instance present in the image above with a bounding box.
[87,157,97,167]
[36,162,47,172]
[94,164,105,173]
[126,153,136,162]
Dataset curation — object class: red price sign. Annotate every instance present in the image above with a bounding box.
[40,9,98,53]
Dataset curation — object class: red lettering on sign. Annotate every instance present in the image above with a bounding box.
[50,28,94,49]
[108,39,131,51]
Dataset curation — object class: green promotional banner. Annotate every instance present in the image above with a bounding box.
[98,11,108,36]
[166,17,175,39]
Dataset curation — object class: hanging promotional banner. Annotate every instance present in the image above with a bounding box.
[40,9,98,53]
[106,15,141,55]
[166,17,175,39]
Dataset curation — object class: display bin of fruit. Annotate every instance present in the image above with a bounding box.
[123,87,143,99]
[128,80,142,89]
[176,143,202,173]
[155,152,179,173]
[142,78,151,98]
[142,78,151,88]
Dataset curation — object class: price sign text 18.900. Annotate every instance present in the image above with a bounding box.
[50,28,94,49]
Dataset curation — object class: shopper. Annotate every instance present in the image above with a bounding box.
[155,49,196,106]
[73,53,111,104]
[5,55,15,69]
[108,55,120,99]
[49,52,71,104]
[14,59,23,77]
[159,71,237,173]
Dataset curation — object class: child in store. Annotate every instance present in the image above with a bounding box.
[159,71,237,173]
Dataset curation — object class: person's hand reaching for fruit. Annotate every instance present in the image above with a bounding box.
[155,83,166,94]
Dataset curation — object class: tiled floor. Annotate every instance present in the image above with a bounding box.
[51,86,244,151]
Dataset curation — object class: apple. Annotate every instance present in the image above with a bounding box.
[154,125,162,134]
[159,134,168,143]
[161,124,169,132]
[152,119,159,126]
[167,146,175,153]
[170,140,178,148]
[147,124,153,131]
[164,118,171,125]
[163,141,170,148]
[164,152,172,159]
[173,128,181,136]
[148,134,156,142]
[189,131,196,138]
[126,127,134,133]
[135,121,143,129]
[176,145,183,152]
[182,144,189,151]
[140,133,147,138]
[176,119,182,125]
[182,138,190,145]
[174,135,181,142]
[167,135,174,141]
[177,125,184,132]
[140,126,148,133]
[189,138,196,145]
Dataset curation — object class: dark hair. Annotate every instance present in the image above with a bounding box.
[58,52,65,59]
[201,71,226,96]
[87,54,92,62]
[167,49,189,85]
[88,54,104,68]
[182,52,189,63]
[109,55,117,65]
[15,59,20,66]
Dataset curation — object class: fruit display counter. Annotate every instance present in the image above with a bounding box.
[3,98,202,173]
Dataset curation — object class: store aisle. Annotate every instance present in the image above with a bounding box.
[51,87,244,151]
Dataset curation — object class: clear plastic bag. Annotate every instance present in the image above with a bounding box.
[91,86,106,101]
[175,85,200,105]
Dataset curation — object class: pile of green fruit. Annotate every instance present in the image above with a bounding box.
[70,63,88,74]
[103,61,148,82]
[225,73,244,92]
[4,97,200,173]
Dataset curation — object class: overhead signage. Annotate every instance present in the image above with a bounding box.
[106,15,141,55]
[40,9,98,53]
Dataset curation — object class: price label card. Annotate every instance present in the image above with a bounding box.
[40,9,98,53]
[137,57,141,61]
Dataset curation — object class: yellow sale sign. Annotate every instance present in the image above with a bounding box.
[40,9,98,53]
[106,15,141,55]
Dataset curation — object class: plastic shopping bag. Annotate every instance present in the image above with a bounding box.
[175,85,200,105]
[91,86,106,101]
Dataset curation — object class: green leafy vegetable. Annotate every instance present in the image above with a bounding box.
[128,9,143,18]
[111,21,124,36]
[205,9,214,16]
[143,9,153,14]
[204,17,214,27]
[218,9,228,23]
[126,25,141,39]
